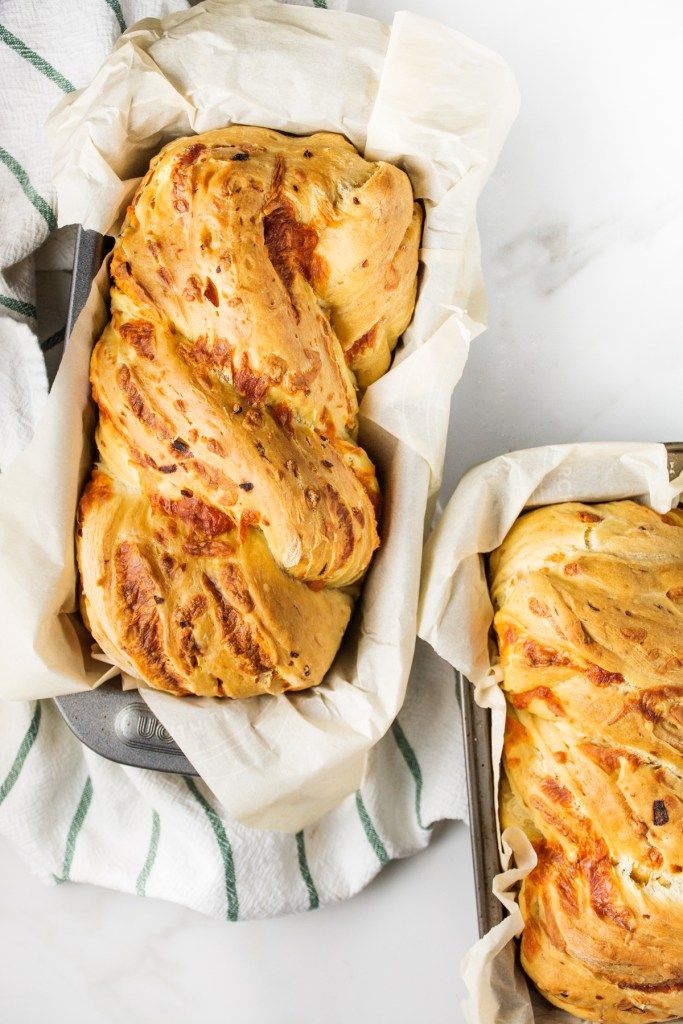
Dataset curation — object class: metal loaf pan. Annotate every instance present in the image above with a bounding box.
[459,442,683,962]
[54,227,196,776]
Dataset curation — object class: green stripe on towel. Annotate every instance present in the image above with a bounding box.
[0,294,37,319]
[58,776,93,882]
[41,326,66,352]
[0,24,74,93]
[0,146,56,231]
[391,718,430,831]
[103,0,126,33]
[295,831,319,910]
[136,810,161,897]
[355,791,389,865]
[0,702,42,807]
[184,777,239,921]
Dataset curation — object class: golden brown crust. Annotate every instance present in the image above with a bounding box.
[76,127,421,698]
[491,500,683,1023]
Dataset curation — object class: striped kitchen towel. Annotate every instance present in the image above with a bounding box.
[1,640,466,919]
[0,0,468,920]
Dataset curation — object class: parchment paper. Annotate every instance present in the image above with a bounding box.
[0,0,518,831]
[417,441,683,1023]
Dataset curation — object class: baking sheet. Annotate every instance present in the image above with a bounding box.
[0,0,518,832]
[418,441,683,1023]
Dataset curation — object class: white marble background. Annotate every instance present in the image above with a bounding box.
[2,0,682,1021]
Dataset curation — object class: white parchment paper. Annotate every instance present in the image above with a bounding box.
[418,441,683,1023]
[0,0,518,831]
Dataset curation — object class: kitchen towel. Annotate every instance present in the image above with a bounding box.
[0,0,468,920]
[1,641,466,919]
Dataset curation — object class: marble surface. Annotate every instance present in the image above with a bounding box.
[2,0,682,1021]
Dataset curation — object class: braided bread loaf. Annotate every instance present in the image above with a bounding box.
[491,500,683,1023]
[76,127,421,698]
